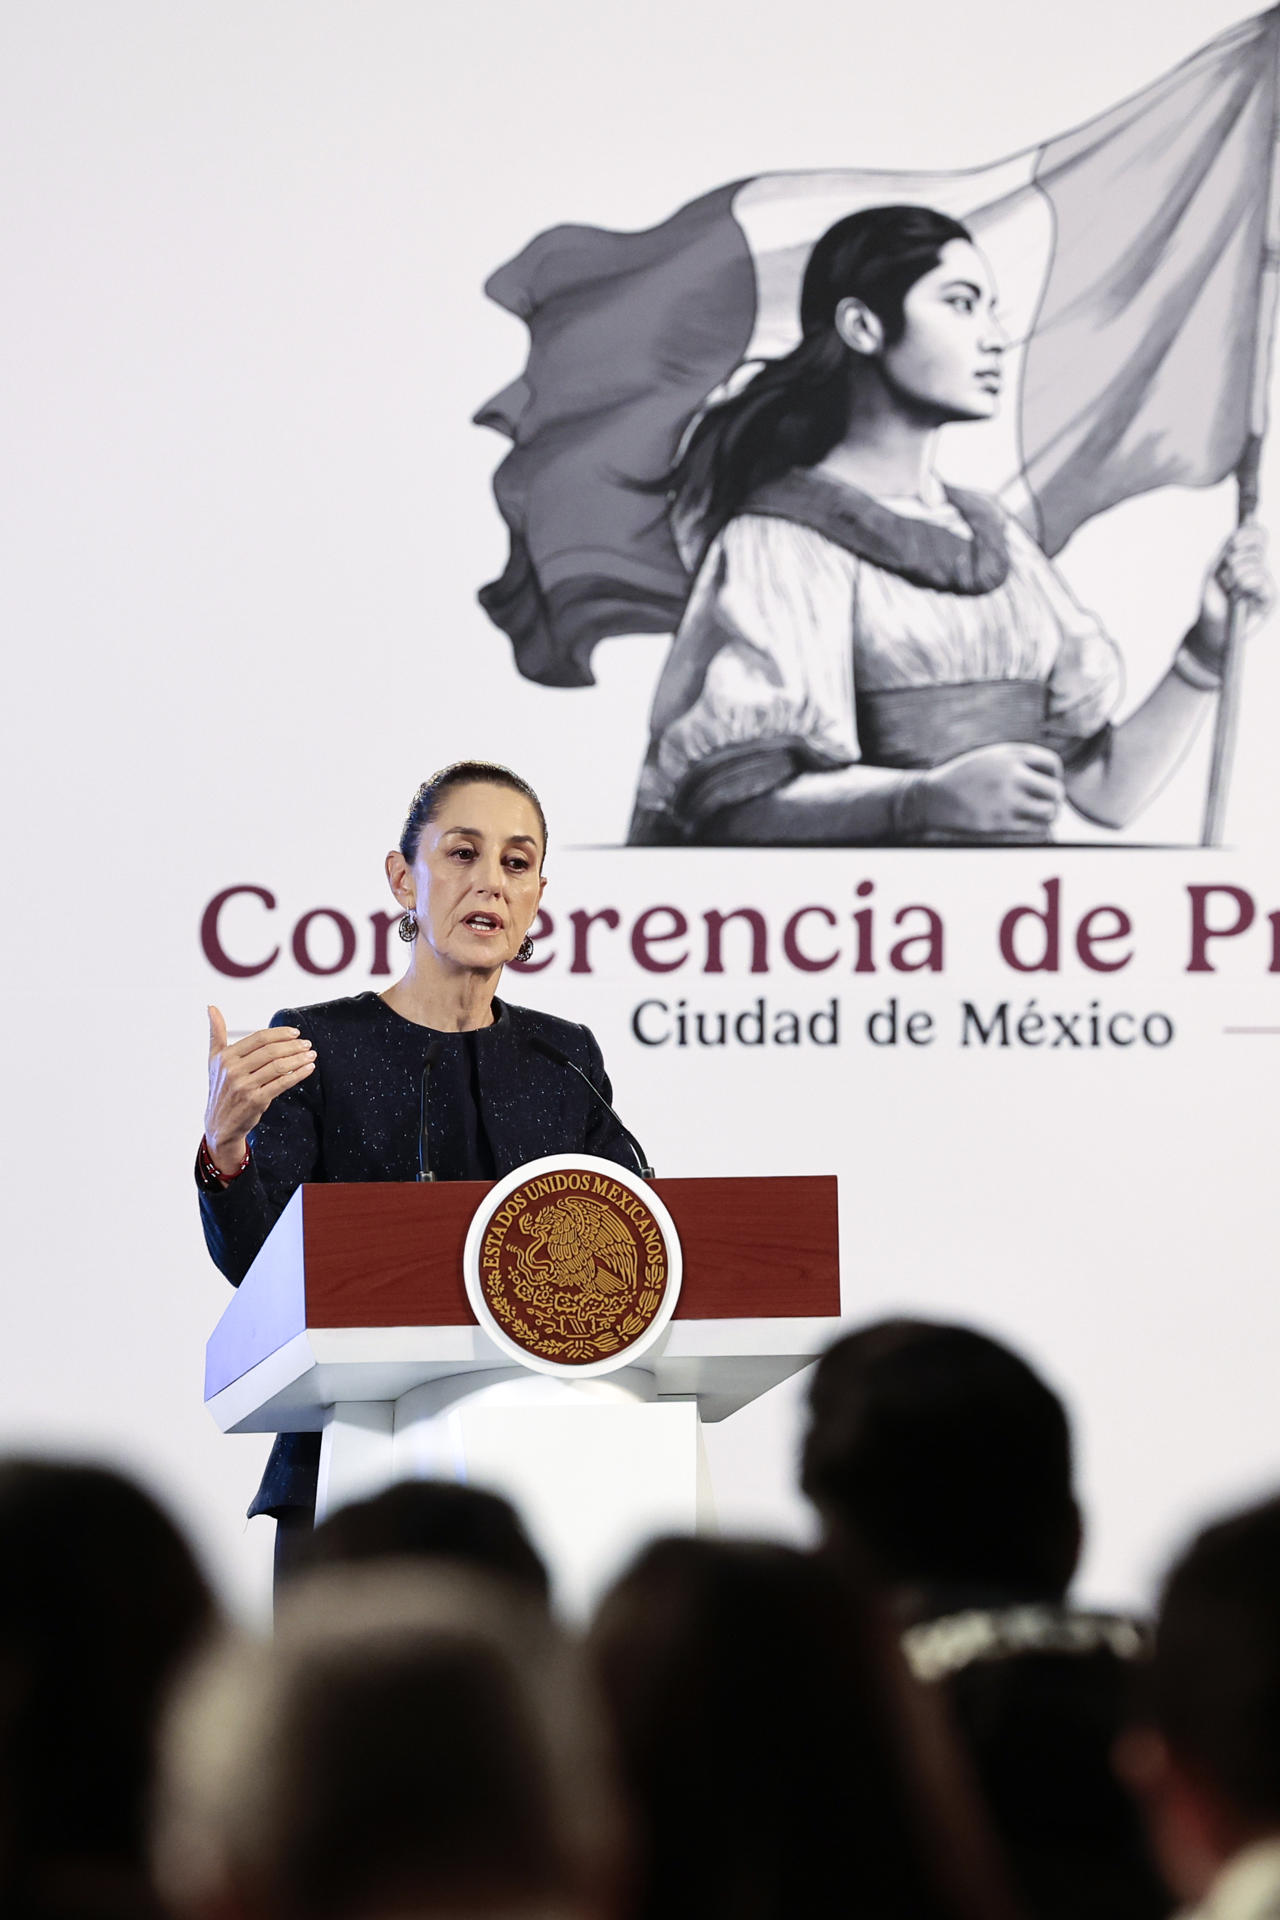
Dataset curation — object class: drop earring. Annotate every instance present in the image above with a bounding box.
[517,934,535,964]
[398,912,418,944]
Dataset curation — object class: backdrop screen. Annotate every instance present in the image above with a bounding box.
[3,0,1277,1615]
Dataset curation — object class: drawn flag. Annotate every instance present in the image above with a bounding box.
[477,8,1280,688]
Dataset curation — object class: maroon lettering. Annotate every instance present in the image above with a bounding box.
[569,908,620,974]
[999,878,1061,972]
[1187,885,1255,972]
[703,907,768,974]
[200,885,279,978]
[852,880,875,974]
[292,907,357,976]
[368,910,399,977]
[631,906,689,974]
[1075,905,1133,973]
[782,906,838,972]
[890,905,944,972]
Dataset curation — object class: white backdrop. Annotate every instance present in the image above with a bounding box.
[2,0,1278,1619]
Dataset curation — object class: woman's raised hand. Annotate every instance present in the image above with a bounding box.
[1191,523,1274,668]
[204,1006,316,1177]
[920,742,1064,838]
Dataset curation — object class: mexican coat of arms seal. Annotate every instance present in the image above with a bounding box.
[463,1154,682,1378]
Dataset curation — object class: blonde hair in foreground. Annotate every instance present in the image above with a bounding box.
[153,1562,625,1920]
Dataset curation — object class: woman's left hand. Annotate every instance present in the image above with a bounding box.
[1193,523,1275,665]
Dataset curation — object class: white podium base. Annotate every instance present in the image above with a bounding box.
[316,1366,714,1615]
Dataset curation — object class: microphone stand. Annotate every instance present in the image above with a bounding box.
[417,1040,442,1182]
[528,1035,654,1180]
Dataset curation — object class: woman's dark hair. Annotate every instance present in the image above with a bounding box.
[0,1459,215,1904]
[1152,1493,1280,1825]
[588,1537,1013,1920]
[287,1480,550,1605]
[802,1319,1078,1600]
[399,761,548,866]
[941,1645,1172,1920]
[669,204,971,549]
[156,1566,623,1920]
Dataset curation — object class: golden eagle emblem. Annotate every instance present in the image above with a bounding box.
[472,1163,675,1368]
[516,1196,639,1297]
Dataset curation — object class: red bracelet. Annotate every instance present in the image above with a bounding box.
[198,1135,250,1189]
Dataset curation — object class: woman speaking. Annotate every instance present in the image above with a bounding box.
[197,761,641,1555]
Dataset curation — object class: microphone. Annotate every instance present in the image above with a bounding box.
[528,1034,654,1180]
[418,1040,442,1182]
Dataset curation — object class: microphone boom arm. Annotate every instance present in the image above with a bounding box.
[528,1036,654,1180]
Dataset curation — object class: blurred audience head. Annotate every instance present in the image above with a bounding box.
[0,1456,215,1915]
[802,1318,1080,1610]
[588,1534,1014,1920]
[155,1562,623,1920]
[1123,1493,1280,1907]
[287,1480,550,1603]
[906,1608,1169,1920]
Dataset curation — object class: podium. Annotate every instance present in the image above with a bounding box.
[206,1174,841,1608]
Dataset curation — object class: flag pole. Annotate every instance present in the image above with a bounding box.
[1202,35,1280,846]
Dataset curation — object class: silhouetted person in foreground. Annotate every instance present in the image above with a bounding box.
[1122,1493,1280,1920]
[802,1320,1169,1920]
[155,1563,624,1920]
[802,1318,1081,1620]
[0,1458,216,1920]
[588,1535,1018,1920]
[906,1610,1168,1920]
[285,1479,550,1603]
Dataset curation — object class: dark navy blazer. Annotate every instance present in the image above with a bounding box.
[199,992,638,1517]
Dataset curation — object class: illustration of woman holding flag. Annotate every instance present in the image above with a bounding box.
[627,205,1272,845]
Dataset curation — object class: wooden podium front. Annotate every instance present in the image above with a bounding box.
[206,1174,841,1608]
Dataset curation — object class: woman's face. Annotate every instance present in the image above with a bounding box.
[388,781,546,974]
[853,238,1007,424]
